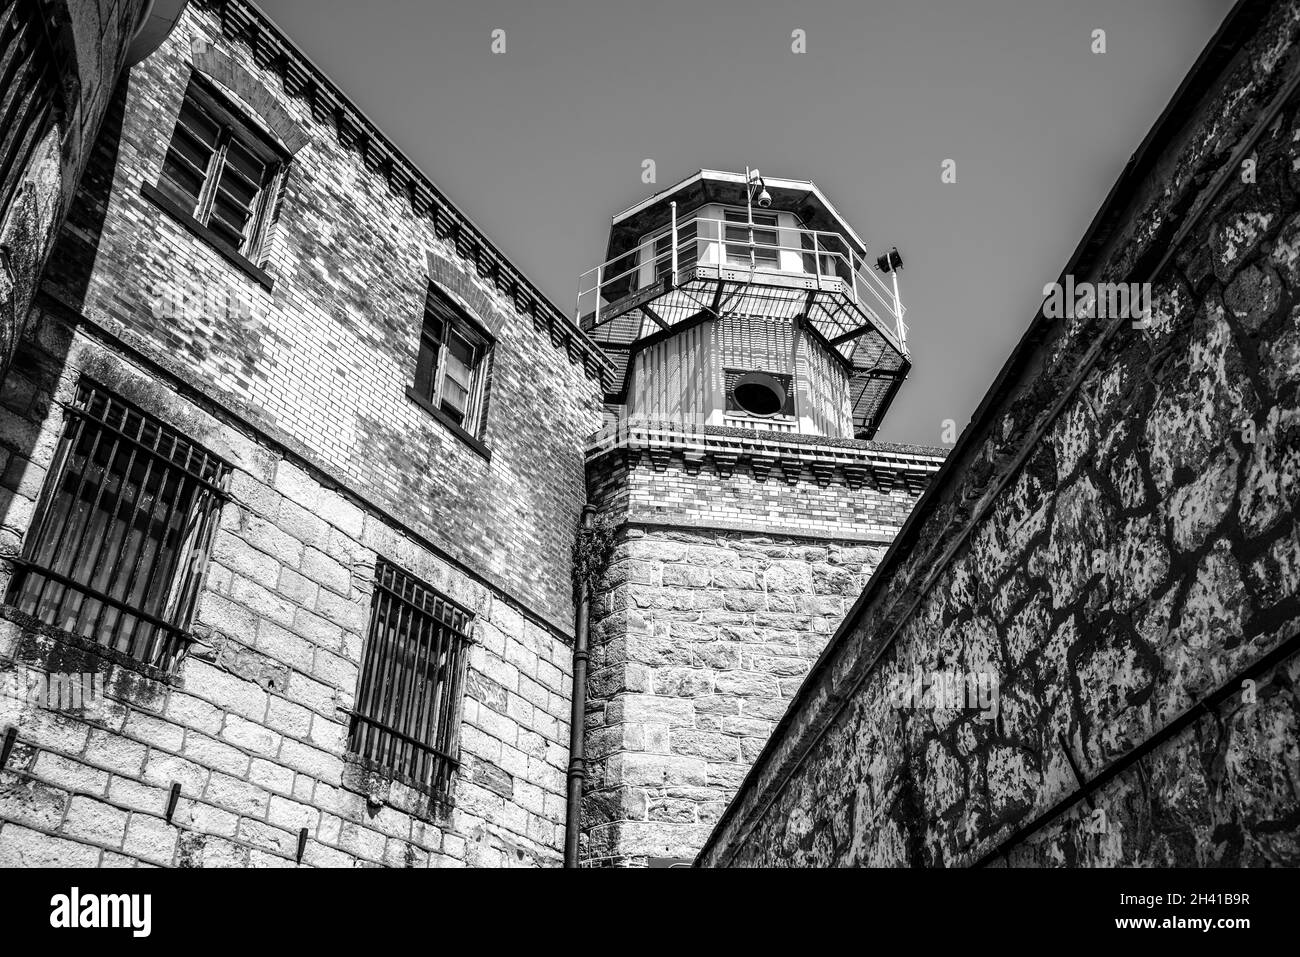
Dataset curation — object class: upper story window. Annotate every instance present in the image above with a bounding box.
[157,80,285,262]
[653,217,699,282]
[5,381,230,672]
[411,285,493,439]
[348,560,472,796]
[724,210,780,269]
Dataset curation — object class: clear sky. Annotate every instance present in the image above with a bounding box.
[257,0,1236,445]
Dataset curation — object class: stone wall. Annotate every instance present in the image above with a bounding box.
[581,434,943,864]
[0,318,574,867]
[698,0,1300,868]
[0,0,150,379]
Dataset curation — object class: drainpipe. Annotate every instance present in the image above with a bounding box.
[564,504,596,868]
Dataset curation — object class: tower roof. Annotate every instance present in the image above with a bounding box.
[606,169,867,264]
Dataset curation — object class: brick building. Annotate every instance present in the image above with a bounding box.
[0,0,950,868]
[0,0,615,868]
[0,0,944,869]
[10,0,1289,875]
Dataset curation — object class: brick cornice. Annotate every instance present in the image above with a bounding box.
[585,420,946,487]
[189,0,616,391]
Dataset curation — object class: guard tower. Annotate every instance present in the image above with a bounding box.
[578,170,941,866]
[577,168,910,440]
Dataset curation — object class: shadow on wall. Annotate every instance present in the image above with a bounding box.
[0,76,130,618]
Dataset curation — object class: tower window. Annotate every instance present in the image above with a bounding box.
[157,79,286,262]
[654,218,699,281]
[412,285,493,438]
[5,381,230,671]
[724,210,780,269]
[349,560,472,796]
[727,370,794,418]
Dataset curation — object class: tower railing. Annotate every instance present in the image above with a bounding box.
[575,214,908,353]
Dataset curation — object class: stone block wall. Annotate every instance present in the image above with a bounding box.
[0,318,574,867]
[580,435,942,864]
[698,0,1300,868]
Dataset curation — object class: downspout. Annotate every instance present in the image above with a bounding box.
[564,504,595,868]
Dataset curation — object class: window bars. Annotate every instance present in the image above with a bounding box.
[6,382,231,671]
[349,560,472,797]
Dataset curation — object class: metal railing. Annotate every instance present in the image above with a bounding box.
[576,208,908,350]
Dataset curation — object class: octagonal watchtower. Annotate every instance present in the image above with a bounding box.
[575,169,941,867]
[576,168,910,439]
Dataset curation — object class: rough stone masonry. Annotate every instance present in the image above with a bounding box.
[699,0,1300,868]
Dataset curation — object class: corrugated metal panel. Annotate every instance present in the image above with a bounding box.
[627,315,853,437]
[628,321,712,428]
[796,331,853,437]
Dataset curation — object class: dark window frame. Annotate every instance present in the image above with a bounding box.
[348,560,473,798]
[408,285,494,447]
[156,75,289,266]
[4,380,231,672]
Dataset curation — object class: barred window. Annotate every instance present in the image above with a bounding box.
[6,382,230,671]
[349,560,472,796]
[157,79,285,261]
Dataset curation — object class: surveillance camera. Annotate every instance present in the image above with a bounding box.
[756,189,772,208]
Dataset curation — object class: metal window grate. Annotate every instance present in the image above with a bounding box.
[6,381,231,671]
[349,560,472,796]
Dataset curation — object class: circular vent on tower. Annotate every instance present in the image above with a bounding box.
[732,372,787,417]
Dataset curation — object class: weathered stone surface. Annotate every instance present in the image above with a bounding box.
[699,1,1300,869]
[580,522,913,864]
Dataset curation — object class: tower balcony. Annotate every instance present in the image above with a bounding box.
[576,214,911,439]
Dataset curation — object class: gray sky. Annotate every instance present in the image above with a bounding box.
[258,0,1236,445]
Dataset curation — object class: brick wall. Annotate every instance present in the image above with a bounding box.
[0,318,573,867]
[38,0,608,636]
[580,436,941,864]
[0,0,608,868]
[698,0,1300,868]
